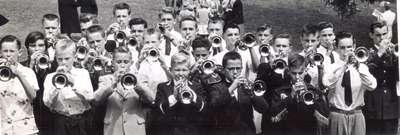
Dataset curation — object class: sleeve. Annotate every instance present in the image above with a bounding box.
[322,63,345,89]
[24,68,40,91]
[206,81,231,109]
[93,75,112,105]
[73,69,94,101]
[251,94,270,114]
[256,63,271,82]
[358,64,377,91]
[42,73,58,109]
[155,84,171,115]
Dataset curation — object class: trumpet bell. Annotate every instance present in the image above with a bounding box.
[0,66,12,82]
[210,36,222,47]
[121,74,137,90]
[93,58,103,71]
[355,47,369,63]
[242,33,256,45]
[201,60,215,75]
[253,80,267,93]
[115,31,126,43]
[52,73,68,89]
[272,59,287,70]
[180,90,193,104]
[259,44,270,57]
[76,46,88,60]
[311,53,324,65]
[128,38,138,47]
[37,55,50,69]
[302,91,314,105]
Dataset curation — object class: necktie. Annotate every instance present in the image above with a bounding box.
[341,70,352,106]
[329,53,335,64]
[165,36,171,55]
[317,66,325,90]
[212,47,220,56]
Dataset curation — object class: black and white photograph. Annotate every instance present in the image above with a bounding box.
[0,0,398,135]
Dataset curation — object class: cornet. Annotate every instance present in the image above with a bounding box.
[0,58,14,82]
[115,31,127,44]
[87,49,98,58]
[175,77,194,104]
[210,35,223,47]
[272,59,287,70]
[127,37,138,47]
[242,33,256,45]
[120,73,137,90]
[92,58,104,72]
[200,60,216,75]
[350,46,369,63]
[36,53,50,69]
[259,44,270,57]
[52,73,68,89]
[300,90,315,105]
[76,46,88,60]
[253,80,267,93]
[309,53,324,66]
[147,48,160,61]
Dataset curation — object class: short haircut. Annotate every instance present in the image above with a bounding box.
[222,51,242,67]
[129,17,148,28]
[86,24,105,38]
[80,13,98,24]
[144,28,161,40]
[208,16,224,27]
[179,16,197,28]
[0,35,22,50]
[191,37,211,51]
[317,21,334,31]
[113,2,131,15]
[273,33,292,45]
[256,24,272,33]
[369,22,387,33]
[288,54,306,70]
[113,46,131,58]
[42,13,59,24]
[55,38,76,56]
[158,7,175,19]
[335,31,354,47]
[301,24,320,37]
[223,23,240,34]
[171,52,191,68]
[25,31,46,50]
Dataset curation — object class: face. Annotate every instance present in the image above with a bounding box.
[114,9,130,27]
[1,41,21,61]
[319,28,335,46]
[192,47,210,61]
[337,38,355,58]
[143,34,161,48]
[301,34,319,52]
[273,38,291,56]
[160,13,175,31]
[208,22,223,36]
[370,26,389,45]
[87,32,106,51]
[180,20,197,40]
[224,59,242,79]
[130,24,146,43]
[28,39,46,55]
[56,48,74,71]
[80,21,93,35]
[257,29,273,44]
[43,19,60,39]
[289,66,306,81]
[113,52,132,72]
[170,63,190,80]
[223,28,240,50]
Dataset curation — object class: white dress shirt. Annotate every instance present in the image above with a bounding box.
[138,59,169,98]
[0,64,39,135]
[43,67,94,116]
[323,60,377,111]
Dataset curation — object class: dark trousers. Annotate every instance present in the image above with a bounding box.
[53,112,90,135]
[366,119,398,135]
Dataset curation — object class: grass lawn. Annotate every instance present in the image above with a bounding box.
[0,0,396,50]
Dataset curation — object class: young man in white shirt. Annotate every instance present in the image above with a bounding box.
[107,2,132,39]
[42,38,94,135]
[317,21,340,65]
[158,7,184,58]
[42,14,61,63]
[0,35,39,135]
[323,31,377,135]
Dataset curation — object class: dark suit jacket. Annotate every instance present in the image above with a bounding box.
[364,47,399,120]
[58,0,81,34]
[155,80,205,135]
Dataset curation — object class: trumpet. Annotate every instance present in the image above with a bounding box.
[76,46,88,60]
[210,35,223,47]
[253,80,267,93]
[52,73,68,89]
[92,58,104,71]
[242,33,256,45]
[259,44,270,57]
[309,53,324,66]
[200,60,216,75]
[350,46,369,63]
[36,53,50,69]
[0,59,14,82]
[272,59,287,70]
[88,49,98,58]
[115,31,127,44]
[175,77,194,104]
[120,73,137,90]
[300,90,315,105]
[147,48,160,61]
[127,37,138,47]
